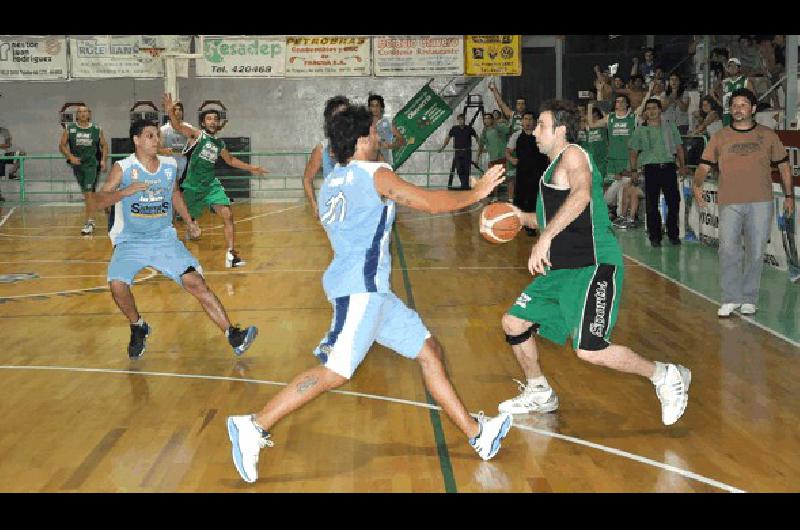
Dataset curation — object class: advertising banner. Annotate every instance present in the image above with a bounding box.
[196,36,285,77]
[391,84,452,170]
[464,35,521,76]
[69,35,190,79]
[373,36,463,77]
[285,36,370,77]
[0,36,68,80]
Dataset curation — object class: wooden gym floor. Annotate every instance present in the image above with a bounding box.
[0,201,798,493]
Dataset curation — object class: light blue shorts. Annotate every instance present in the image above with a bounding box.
[107,236,201,286]
[314,292,431,379]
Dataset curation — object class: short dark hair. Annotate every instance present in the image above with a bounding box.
[129,119,158,142]
[199,109,220,124]
[591,107,604,120]
[457,113,465,119]
[615,94,631,108]
[644,98,662,111]
[539,99,580,143]
[729,87,758,108]
[329,105,373,165]
[323,95,350,138]
[367,94,385,109]
[522,110,535,119]
[173,102,184,112]
[630,74,644,83]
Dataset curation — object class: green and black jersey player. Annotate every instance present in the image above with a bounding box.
[59,105,108,235]
[163,93,268,268]
[498,99,692,427]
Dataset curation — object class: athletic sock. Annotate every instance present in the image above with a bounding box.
[650,361,667,384]
[133,317,144,327]
[527,375,549,388]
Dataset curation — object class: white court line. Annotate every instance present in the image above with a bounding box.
[0,268,157,300]
[624,254,800,349]
[0,207,17,229]
[202,204,305,232]
[0,364,745,493]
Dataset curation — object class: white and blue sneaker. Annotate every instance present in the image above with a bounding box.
[227,415,274,483]
[469,412,513,461]
[227,325,258,356]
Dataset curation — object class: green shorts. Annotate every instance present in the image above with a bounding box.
[72,163,98,192]
[508,263,624,351]
[606,158,629,178]
[181,182,231,220]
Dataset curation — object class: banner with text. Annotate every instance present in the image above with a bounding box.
[373,36,463,77]
[69,35,190,79]
[196,36,285,77]
[0,36,68,80]
[391,84,453,170]
[285,36,370,77]
[464,35,521,76]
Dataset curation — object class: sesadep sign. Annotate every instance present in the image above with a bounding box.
[0,36,68,80]
[197,37,285,77]
[373,36,463,77]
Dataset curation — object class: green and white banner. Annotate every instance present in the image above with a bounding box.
[0,36,68,80]
[196,36,285,77]
[373,36,463,77]
[391,84,452,170]
[69,35,190,79]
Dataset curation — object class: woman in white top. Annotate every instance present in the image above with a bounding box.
[663,73,691,134]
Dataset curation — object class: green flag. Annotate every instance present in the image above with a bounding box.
[391,84,453,170]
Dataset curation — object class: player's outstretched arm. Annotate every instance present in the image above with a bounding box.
[374,164,504,214]
[163,93,200,140]
[93,162,148,210]
[220,149,268,175]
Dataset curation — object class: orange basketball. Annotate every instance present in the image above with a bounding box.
[479,202,521,244]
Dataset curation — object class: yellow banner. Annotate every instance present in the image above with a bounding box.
[464,35,521,76]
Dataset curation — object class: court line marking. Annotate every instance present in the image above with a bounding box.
[0,364,745,493]
[0,207,16,228]
[0,268,158,300]
[623,254,800,349]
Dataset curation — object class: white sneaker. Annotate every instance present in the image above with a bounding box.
[226,415,274,483]
[470,412,513,461]
[498,379,559,414]
[80,222,94,236]
[654,364,691,426]
[225,249,246,268]
[717,303,740,317]
[740,304,756,315]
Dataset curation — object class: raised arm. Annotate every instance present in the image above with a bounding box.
[488,80,514,119]
[163,93,200,140]
[374,164,504,214]
[93,162,148,210]
[587,102,609,127]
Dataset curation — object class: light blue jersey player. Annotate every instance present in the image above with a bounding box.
[226,105,512,484]
[303,95,350,220]
[96,119,258,361]
[160,119,190,179]
[368,94,405,168]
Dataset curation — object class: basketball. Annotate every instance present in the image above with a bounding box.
[479,202,521,244]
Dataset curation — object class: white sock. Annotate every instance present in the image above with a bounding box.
[650,361,668,384]
[133,317,144,327]
[528,375,548,388]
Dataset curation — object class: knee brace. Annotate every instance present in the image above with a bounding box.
[504,323,539,345]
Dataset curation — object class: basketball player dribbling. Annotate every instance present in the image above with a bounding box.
[227,105,511,483]
[163,93,268,268]
[499,100,692,426]
[95,119,258,360]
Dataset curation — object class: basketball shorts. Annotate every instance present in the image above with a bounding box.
[313,292,431,379]
[606,157,629,179]
[72,163,99,192]
[508,263,624,351]
[182,181,231,220]
[108,235,201,286]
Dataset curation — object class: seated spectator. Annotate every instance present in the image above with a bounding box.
[663,73,691,134]
[691,95,723,136]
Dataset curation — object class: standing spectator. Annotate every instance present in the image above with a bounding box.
[663,74,691,134]
[636,78,668,122]
[592,65,614,112]
[439,113,478,190]
[58,105,108,236]
[632,48,659,86]
[616,75,647,113]
[589,96,636,218]
[691,96,723,137]
[368,94,405,167]
[492,109,508,126]
[477,112,511,200]
[0,124,26,202]
[629,98,688,247]
[159,101,191,183]
[717,58,755,126]
[488,80,526,189]
[505,111,549,235]
[734,36,761,76]
[693,88,794,317]
[579,106,609,179]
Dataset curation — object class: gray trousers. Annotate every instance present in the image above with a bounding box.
[718,201,774,304]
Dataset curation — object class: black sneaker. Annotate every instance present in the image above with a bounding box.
[525,227,538,237]
[650,239,662,248]
[669,238,681,245]
[228,325,258,356]
[128,322,151,360]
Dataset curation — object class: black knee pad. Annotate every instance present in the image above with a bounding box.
[504,323,539,345]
